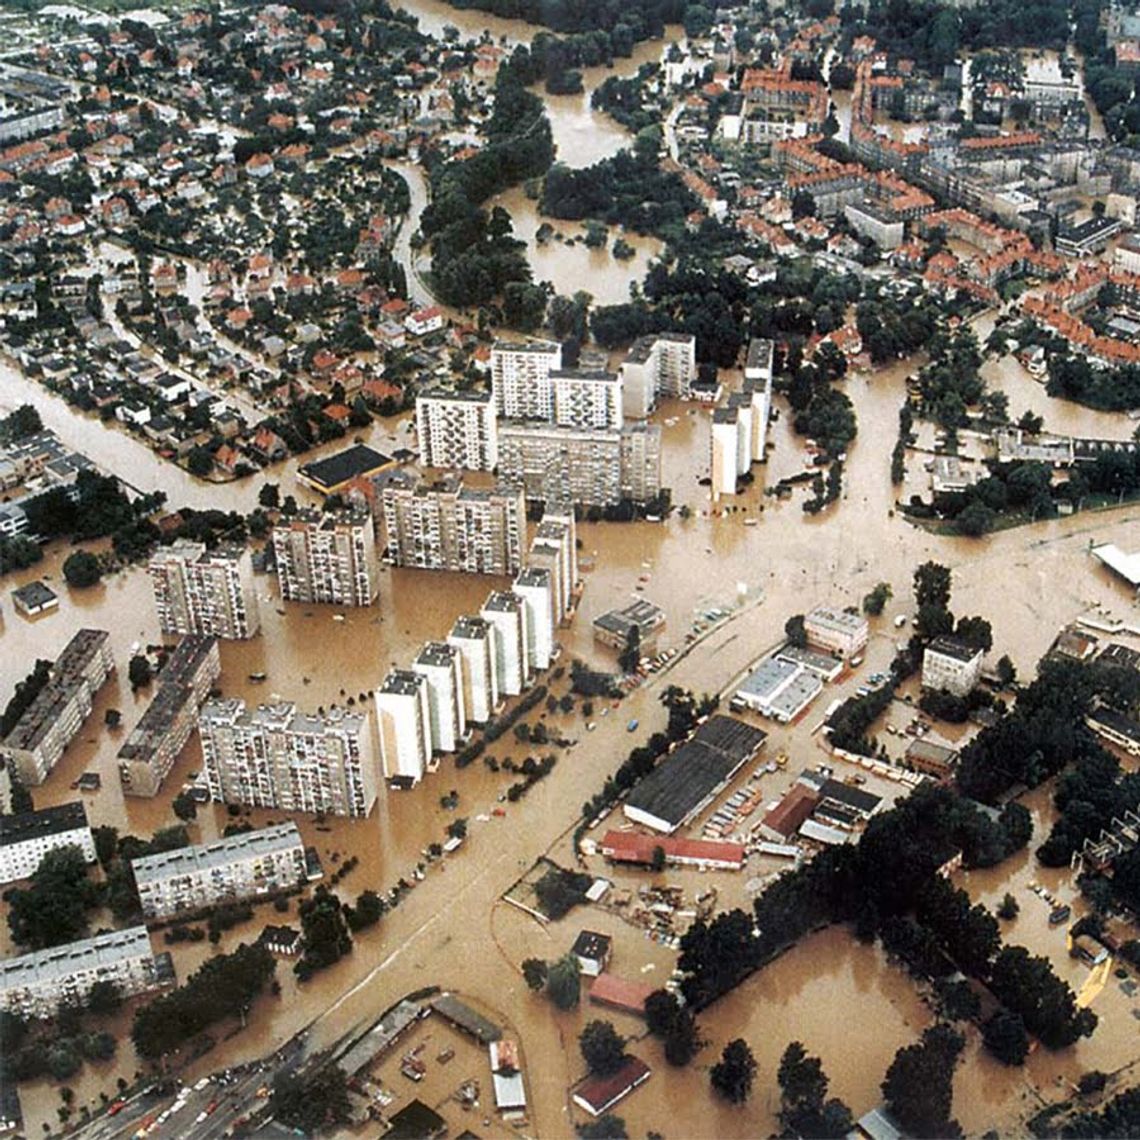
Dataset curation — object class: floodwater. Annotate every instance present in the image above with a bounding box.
[5,7,1140,1135]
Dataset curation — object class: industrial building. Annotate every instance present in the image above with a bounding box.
[296,444,394,495]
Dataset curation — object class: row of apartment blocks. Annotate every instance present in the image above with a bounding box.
[0,629,114,786]
[378,471,525,574]
[0,926,172,1019]
[710,338,775,500]
[118,635,221,798]
[198,699,377,817]
[132,822,316,920]
[375,507,578,785]
[0,801,95,885]
[414,334,693,505]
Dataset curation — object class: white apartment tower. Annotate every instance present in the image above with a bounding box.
[728,392,753,476]
[481,591,531,696]
[744,337,774,462]
[550,370,623,430]
[413,642,466,754]
[448,616,500,724]
[375,669,434,783]
[272,507,379,606]
[198,699,379,818]
[529,509,578,624]
[513,567,555,672]
[149,540,260,639]
[711,407,742,500]
[415,388,498,471]
[619,333,697,418]
[491,339,562,420]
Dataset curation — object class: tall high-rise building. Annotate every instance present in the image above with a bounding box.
[481,591,530,696]
[380,472,524,575]
[744,337,774,462]
[198,699,378,818]
[549,369,623,430]
[375,669,433,784]
[272,507,379,607]
[448,615,499,724]
[728,392,753,476]
[412,642,466,754]
[491,340,562,420]
[619,333,697,418]
[496,423,662,507]
[415,388,497,471]
[711,406,743,500]
[149,541,260,639]
[528,507,578,624]
[513,567,555,672]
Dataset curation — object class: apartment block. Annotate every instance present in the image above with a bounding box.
[448,615,499,724]
[133,823,311,920]
[497,423,662,507]
[550,369,623,430]
[514,568,555,672]
[118,636,221,798]
[0,629,114,786]
[0,927,169,1019]
[728,393,753,477]
[529,508,578,624]
[710,407,742,500]
[415,388,497,471]
[199,699,378,818]
[481,591,531,697]
[804,606,869,659]
[491,340,562,420]
[149,541,260,639]
[413,642,466,754]
[380,472,525,575]
[743,338,774,462]
[0,802,95,886]
[375,669,434,784]
[272,507,379,606]
[619,334,697,418]
[922,636,984,697]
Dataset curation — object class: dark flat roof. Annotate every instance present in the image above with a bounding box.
[298,444,391,491]
[385,1099,446,1140]
[0,801,87,849]
[431,993,501,1044]
[626,716,767,827]
[927,636,980,663]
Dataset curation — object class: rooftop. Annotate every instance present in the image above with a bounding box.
[926,636,982,664]
[571,929,612,962]
[0,926,153,991]
[0,801,88,849]
[297,444,392,492]
[131,822,303,887]
[378,669,427,697]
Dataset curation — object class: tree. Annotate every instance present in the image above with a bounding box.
[258,483,280,509]
[996,655,1017,687]
[650,845,666,872]
[187,446,215,477]
[580,1020,625,1077]
[645,990,682,1039]
[982,1010,1029,1066]
[172,790,198,822]
[956,501,996,536]
[546,953,581,1010]
[914,562,952,610]
[997,892,1020,920]
[86,980,123,1016]
[881,1024,964,1138]
[7,846,101,950]
[522,958,548,991]
[271,1066,352,1135]
[346,890,384,932]
[0,404,43,444]
[862,582,892,616]
[295,887,353,980]
[955,615,993,654]
[785,614,807,649]
[576,1115,628,1139]
[662,1008,700,1066]
[128,654,152,691]
[710,1038,757,1104]
[777,1041,852,1138]
[62,551,102,588]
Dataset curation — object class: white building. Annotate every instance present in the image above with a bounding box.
[0,629,114,786]
[481,591,531,696]
[528,507,578,623]
[922,636,984,697]
[710,406,742,500]
[375,669,434,783]
[728,392,753,476]
[0,927,168,1019]
[415,388,497,471]
[448,616,500,724]
[619,333,697,418]
[804,606,869,659]
[413,642,466,754]
[132,823,311,920]
[743,338,774,462]
[0,802,95,886]
[149,541,260,639]
[199,699,378,818]
[550,369,623,430]
[272,507,379,607]
[513,567,555,671]
[491,339,562,420]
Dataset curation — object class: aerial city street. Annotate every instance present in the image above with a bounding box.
[1,0,1140,1136]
